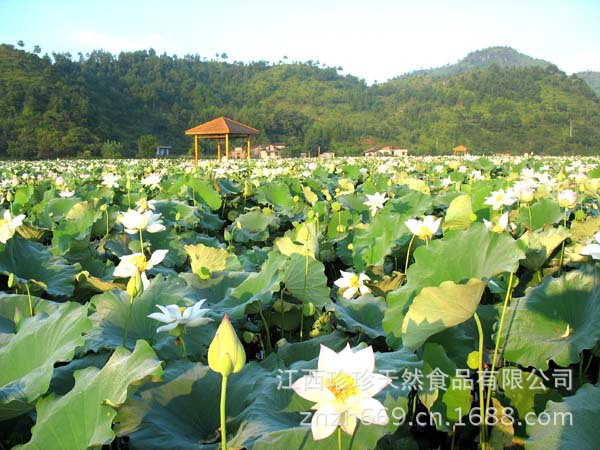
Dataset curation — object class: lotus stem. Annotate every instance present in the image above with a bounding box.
[179,335,188,359]
[220,375,229,450]
[485,272,513,420]
[473,312,487,448]
[122,294,134,347]
[337,426,342,450]
[258,307,271,355]
[25,282,33,317]
[405,234,416,276]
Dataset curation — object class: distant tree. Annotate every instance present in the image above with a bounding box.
[137,134,158,158]
[101,140,124,158]
[17,40,25,48]
[221,52,228,60]
[33,45,41,54]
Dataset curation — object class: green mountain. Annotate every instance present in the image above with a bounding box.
[401,46,552,79]
[576,71,600,96]
[0,44,599,158]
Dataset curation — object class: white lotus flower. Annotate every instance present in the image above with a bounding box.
[292,344,391,440]
[141,173,162,189]
[405,215,441,241]
[581,232,600,260]
[484,189,517,210]
[334,271,370,299]
[147,300,212,333]
[0,210,25,244]
[364,192,388,216]
[440,177,453,189]
[557,189,577,209]
[59,189,75,198]
[113,249,168,289]
[101,172,120,189]
[118,209,166,234]
[483,212,510,233]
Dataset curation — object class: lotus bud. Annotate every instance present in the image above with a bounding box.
[208,314,246,377]
[127,272,143,298]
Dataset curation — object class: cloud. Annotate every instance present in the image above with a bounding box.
[70,31,166,52]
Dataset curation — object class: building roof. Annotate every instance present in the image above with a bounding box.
[185,116,260,136]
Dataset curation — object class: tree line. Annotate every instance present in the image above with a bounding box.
[0,44,599,158]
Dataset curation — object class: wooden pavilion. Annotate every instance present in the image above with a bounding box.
[185,116,260,164]
[453,145,468,156]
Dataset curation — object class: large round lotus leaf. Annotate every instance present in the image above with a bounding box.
[283,254,330,308]
[501,269,600,369]
[401,279,487,350]
[526,384,600,450]
[333,294,387,339]
[0,236,81,298]
[84,274,205,353]
[516,198,563,231]
[0,302,90,420]
[384,223,524,339]
[442,194,474,232]
[518,226,570,271]
[15,340,162,450]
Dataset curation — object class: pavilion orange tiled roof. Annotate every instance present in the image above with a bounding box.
[185,116,260,136]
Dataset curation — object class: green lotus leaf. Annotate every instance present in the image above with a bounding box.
[149,199,201,229]
[0,302,91,420]
[255,181,297,211]
[352,210,406,270]
[283,253,330,308]
[421,343,471,430]
[501,269,600,369]
[526,384,600,450]
[519,226,570,270]
[221,252,285,314]
[274,221,319,257]
[442,194,475,232]
[517,198,563,230]
[15,340,163,450]
[84,274,203,353]
[401,279,487,350]
[187,178,222,210]
[184,243,241,275]
[383,223,524,340]
[232,209,279,243]
[333,293,387,338]
[0,235,81,297]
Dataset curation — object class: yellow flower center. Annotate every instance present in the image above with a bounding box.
[418,225,432,240]
[349,275,360,289]
[133,255,148,272]
[327,372,360,401]
[0,219,8,227]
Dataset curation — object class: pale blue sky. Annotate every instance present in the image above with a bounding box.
[1,0,599,83]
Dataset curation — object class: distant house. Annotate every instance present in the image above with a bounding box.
[231,146,246,159]
[364,145,408,157]
[319,152,335,159]
[252,143,286,159]
[156,146,171,157]
[453,145,468,156]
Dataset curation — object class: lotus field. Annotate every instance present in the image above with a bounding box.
[1,155,600,450]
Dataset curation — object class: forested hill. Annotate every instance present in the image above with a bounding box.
[576,71,600,96]
[1,43,599,158]
[400,46,552,79]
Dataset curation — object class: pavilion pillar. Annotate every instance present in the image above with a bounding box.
[194,135,198,165]
[225,134,229,160]
[247,135,251,160]
[217,139,221,160]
